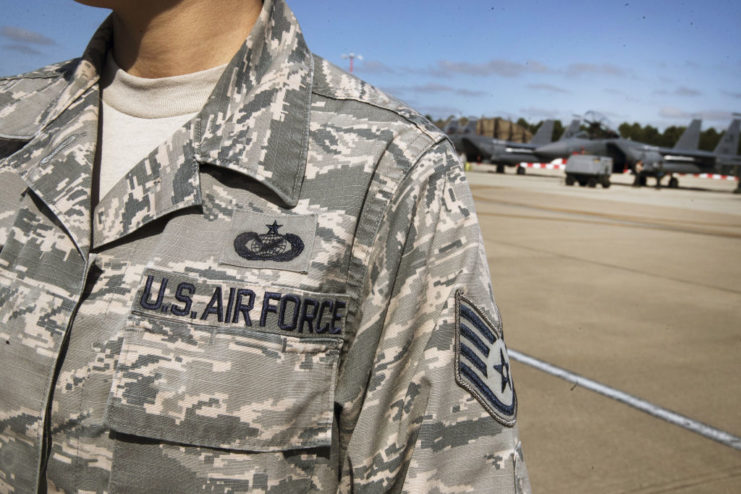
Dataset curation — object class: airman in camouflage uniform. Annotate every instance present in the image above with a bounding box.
[0,0,530,492]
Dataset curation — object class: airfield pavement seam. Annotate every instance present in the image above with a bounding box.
[509,349,741,452]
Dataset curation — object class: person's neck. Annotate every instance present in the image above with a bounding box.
[111,0,262,78]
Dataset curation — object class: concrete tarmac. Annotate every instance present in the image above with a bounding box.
[467,166,741,493]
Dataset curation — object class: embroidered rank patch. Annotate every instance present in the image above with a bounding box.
[454,291,517,426]
[220,211,316,273]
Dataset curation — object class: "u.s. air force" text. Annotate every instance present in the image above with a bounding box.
[137,275,346,334]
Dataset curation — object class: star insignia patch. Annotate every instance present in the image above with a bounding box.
[454,291,517,426]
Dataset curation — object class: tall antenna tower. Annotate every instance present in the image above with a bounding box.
[341,52,363,74]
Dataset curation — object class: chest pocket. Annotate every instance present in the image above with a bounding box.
[105,311,342,452]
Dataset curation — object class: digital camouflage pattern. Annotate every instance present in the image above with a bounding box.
[0,0,530,492]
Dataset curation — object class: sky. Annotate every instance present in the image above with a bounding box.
[1,0,739,131]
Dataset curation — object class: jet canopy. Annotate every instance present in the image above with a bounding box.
[582,111,619,139]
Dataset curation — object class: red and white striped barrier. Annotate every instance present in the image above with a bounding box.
[519,161,565,170]
[620,169,738,181]
[470,159,739,181]
[677,173,738,181]
[518,158,566,170]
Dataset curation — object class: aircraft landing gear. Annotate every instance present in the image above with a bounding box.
[516,166,526,175]
[668,176,679,188]
[496,164,505,174]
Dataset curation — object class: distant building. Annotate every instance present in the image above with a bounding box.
[476,117,532,142]
[437,117,532,142]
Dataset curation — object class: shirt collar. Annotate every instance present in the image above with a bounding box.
[195,0,314,208]
[93,0,313,249]
[13,0,313,253]
[5,21,109,258]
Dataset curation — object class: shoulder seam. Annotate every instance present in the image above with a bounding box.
[343,136,459,349]
[312,88,442,142]
[403,135,457,187]
[0,58,79,82]
[1,73,62,82]
[0,134,33,141]
[310,55,444,142]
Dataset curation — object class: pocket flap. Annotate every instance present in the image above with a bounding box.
[106,313,342,452]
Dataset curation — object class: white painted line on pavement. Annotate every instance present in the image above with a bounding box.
[509,349,741,451]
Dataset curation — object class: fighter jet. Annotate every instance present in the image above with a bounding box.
[632,118,739,187]
[446,118,583,173]
[534,115,741,187]
[452,118,589,174]
[533,115,627,168]
[714,119,741,168]
[444,118,478,159]
[561,118,584,140]
[535,114,696,167]
[453,119,555,174]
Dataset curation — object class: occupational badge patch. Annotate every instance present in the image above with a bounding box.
[220,211,316,273]
[234,220,304,262]
[454,291,517,426]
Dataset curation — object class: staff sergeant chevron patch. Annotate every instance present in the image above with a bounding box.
[454,291,517,426]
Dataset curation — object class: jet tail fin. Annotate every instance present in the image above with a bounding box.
[673,119,701,150]
[714,119,740,156]
[561,119,581,140]
[443,119,459,135]
[463,119,477,134]
[529,120,554,146]
[443,118,477,135]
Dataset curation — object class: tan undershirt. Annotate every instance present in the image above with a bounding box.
[97,53,226,199]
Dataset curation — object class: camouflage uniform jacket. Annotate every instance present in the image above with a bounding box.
[0,1,530,492]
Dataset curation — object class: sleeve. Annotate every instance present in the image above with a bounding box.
[344,141,531,493]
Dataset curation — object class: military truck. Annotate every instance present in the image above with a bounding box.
[564,155,613,188]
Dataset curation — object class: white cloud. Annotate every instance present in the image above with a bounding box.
[2,43,42,55]
[675,86,701,97]
[566,63,628,77]
[0,26,54,45]
[356,60,395,74]
[528,83,570,94]
[385,83,488,98]
[658,107,732,121]
[520,107,562,119]
[428,59,552,78]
